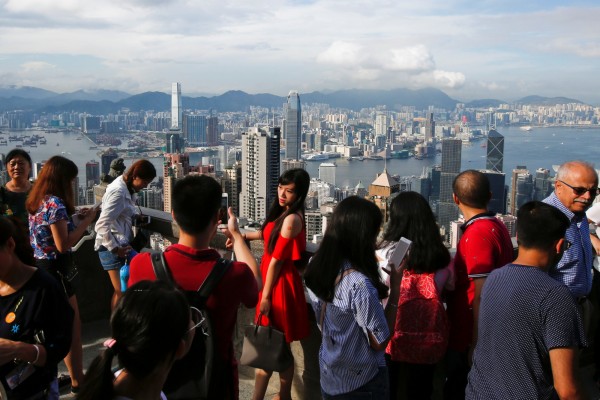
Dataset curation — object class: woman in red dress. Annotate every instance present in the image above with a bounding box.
[243,168,310,400]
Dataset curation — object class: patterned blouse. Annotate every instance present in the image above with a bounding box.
[29,195,74,260]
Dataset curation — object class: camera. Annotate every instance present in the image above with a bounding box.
[132,215,151,227]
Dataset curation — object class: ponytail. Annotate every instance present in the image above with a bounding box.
[76,348,117,400]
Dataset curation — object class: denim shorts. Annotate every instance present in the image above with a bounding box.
[97,248,124,271]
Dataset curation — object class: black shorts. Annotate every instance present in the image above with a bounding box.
[35,255,76,298]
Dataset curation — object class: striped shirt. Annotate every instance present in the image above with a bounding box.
[307,263,389,396]
[543,192,594,298]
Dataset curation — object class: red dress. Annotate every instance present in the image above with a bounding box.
[256,220,309,343]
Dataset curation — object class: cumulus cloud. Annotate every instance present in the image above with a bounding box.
[432,70,465,88]
[316,41,364,66]
[21,61,56,72]
[384,45,435,73]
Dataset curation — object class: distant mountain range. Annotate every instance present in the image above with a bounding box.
[0,85,585,114]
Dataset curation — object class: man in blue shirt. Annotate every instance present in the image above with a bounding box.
[543,161,598,333]
[466,201,587,399]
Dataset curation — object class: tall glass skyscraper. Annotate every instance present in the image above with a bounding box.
[486,129,504,173]
[285,90,301,161]
[171,82,182,131]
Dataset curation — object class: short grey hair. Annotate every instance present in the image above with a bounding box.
[556,160,597,182]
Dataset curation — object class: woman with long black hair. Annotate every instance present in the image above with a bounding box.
[242,168,310,400]
[77,280,193,400]
[304,196,401,399]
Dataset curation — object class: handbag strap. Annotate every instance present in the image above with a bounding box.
[319,268,356,329]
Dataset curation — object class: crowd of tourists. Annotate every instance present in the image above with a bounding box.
[1,146,599,400]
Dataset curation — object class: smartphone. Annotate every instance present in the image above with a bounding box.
[219,193,229,224]
[389,237,412,270]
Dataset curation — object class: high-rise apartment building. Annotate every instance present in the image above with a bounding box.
[163,153,190,213]
[319,162,337,186]
[438,139,462,235]
[281,159,306,173]
[509,166,532,215]
[222,162,242,216]
[240,126,281,221]
[486,129,504,173]
[425,112,435,143]
[533,168,553,201]
[85,160,100,187]
[207,114,219,146]
[166,132,184,154]
[285,91,301,161]
[183,114,207,146]
[375,114,389,137]
[171,82,182,131]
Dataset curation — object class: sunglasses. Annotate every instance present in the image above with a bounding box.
[188,306,208,336]
[558,180,599,197]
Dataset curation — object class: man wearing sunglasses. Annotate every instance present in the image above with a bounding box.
[543,160,598,334]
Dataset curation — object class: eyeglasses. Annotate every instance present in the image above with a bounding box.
[188,307,208,336]
[558,180,600,197]
[561,239,572,252]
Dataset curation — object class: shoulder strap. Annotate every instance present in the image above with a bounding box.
[150,251,174,285]
[196,258,233,300]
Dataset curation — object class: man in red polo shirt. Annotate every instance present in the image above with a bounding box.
[444,170,514,399]
[129,175,259,400]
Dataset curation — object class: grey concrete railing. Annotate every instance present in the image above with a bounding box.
[72,206,323,399]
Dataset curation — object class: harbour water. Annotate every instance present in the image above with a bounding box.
[2,126,599,190]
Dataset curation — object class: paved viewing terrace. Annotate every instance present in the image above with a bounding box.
[57,206,600,399]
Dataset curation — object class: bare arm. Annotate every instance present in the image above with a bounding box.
[49,210,97,253]
[259,214,302,316]
[469,277,486,364]
[221,207,261,289]
[0,339,47,367]
[590,234,600,255]
[550,347,587,400]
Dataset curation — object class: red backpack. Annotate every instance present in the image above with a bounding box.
[387,269,449,364]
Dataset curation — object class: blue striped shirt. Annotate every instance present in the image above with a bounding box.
[307,263,389,396]
[543,192,594,298]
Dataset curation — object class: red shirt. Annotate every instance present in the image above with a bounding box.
[128,244,258,391]
[446,214,514,351]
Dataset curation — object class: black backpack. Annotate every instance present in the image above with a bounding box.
[150,252,232,400]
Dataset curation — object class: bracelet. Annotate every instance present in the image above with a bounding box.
[31,344,40,365]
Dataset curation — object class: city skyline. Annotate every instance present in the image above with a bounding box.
[1,1,600,104]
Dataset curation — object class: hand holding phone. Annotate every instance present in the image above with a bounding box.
[389,237,412,271]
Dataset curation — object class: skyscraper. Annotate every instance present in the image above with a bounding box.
[207,113,219,146]
[285,91,301,161]
[482,170,507,214]
[240,126,281,221]
[438,139,462,236]
[85,160,100,187]
[425,112,435,143]
[183,114,207,146]
[166,132,184,154]
[171,82,182,131]
[319,162,337,186]
[100,148,118,176]
[509,166,532,215]
[486,129,504,173]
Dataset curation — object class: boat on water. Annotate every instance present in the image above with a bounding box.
[303,153,329,161]
[39,137,47,144]
[89,146,98,150]
[520,126,533,132]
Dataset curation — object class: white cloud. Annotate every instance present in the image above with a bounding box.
[432,70,466,89]
[21,61,56,72]
[316,41,364,66]
[384,45,435,73]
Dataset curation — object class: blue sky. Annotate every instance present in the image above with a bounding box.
[1,0,599,104]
